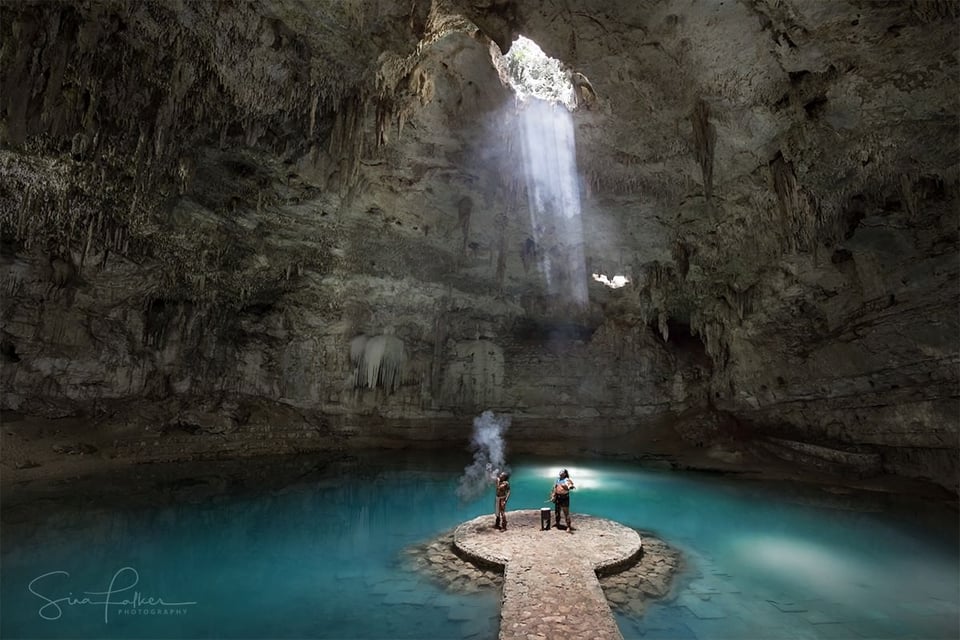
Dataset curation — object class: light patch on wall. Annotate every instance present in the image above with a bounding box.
[592,273,630,288]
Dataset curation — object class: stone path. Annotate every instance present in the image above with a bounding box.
[453,509,643,640]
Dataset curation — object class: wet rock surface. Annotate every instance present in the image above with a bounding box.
[402,531,505,595]
[599,535,683,619]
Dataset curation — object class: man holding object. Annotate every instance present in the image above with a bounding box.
[550,469,575,532]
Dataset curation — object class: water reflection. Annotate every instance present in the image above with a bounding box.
[2,457,957,640]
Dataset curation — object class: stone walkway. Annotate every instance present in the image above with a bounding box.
[453,509,643,640]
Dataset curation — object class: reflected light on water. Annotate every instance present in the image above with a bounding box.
[731,534,872,597]
[527,465,602,490]
[2,459,956,640]
[562,466,601,490]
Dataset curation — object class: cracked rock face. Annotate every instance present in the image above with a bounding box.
[1,1,957,488]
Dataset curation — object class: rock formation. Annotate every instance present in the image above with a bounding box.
[1,1,957,489]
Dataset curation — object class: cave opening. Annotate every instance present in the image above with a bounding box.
[498,35,589,307]
[663,317,705,351]
[648,316,711,366]
[497,35,575,108]
[592,273,630,288]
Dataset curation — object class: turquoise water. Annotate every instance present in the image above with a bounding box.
[516,463,959,640]
[2,455,957,640]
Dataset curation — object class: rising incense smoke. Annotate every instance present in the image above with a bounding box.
[456,410,511,502]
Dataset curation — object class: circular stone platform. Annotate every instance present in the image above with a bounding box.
[454,509,643,640]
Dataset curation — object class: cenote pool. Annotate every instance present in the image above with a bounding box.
[2,454,957,640]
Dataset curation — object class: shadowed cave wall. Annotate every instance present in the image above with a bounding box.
[0,0,957,489]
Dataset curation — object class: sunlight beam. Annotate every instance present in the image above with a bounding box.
[519,100,587,305]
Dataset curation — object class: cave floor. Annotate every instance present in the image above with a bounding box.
[454,510,643,640]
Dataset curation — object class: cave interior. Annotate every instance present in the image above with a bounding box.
[0,1,957,509]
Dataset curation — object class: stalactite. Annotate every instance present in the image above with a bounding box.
[723,286,754,322]
[770,152,820,251]
[495,211,508,293]
[647,261,676,289]
[690,310,731,368]
[397,109,407,140]
[309,92,319,139]
[900,173,917,220]
[571,72,597,109]
[910,0,958,21]
[328,95,366,193]
[350,333,406,393]
[79,220,93,275]
[672,238,691,279]
[691,98,715,201]
[66,206,77,253]
[375,98,393,146]
[350,334,369,389]
[371,335,405,391]
[430,295,450,396]
[457,196,472,254]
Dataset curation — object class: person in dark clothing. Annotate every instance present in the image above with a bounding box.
[550,469,575,532]
[494,472,511,531]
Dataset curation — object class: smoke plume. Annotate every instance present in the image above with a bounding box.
[456,410,511,502]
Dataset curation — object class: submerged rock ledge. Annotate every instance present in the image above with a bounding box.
[404,511,683,638]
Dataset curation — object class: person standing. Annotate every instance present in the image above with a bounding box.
[494,471,511,531]
[552,469,575,532]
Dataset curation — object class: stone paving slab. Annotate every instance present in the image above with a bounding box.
[454,509,643,640]
[677,594,728,619]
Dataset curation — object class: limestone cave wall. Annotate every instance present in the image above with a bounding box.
[1,0,957,488]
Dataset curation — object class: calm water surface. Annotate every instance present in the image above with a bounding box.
[2,454,957,640]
